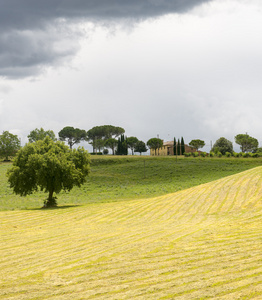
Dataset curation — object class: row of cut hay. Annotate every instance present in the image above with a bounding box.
[1,167,262,299]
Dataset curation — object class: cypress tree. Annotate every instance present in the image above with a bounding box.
[116,137,121,155]
[173,137,177,155]
[177,139,181,156]
[122,135,128,155]
[120,135,124,155]
[116,134,128,155]
[181,137,185,155]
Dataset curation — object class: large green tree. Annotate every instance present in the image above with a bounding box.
[147,138,163,155]
[189,139,205,151]
[7,137,90,207]
[134,140,147,155]
[0,131,21,161]
[235,134,258,153]
[212,137,233,155]
[28,127,56,143]
[126,136,139,155]
[58,126,87,149]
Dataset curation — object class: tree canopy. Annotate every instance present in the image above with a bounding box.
[212,137,233,155]
[7,137,90,207]
[234,134,258,153]
[58,126,87,149]
[116,134,128,155]
[189,139,205,151]
[181,137,185,155]
[87,125,125,153]
[134,140,147,155]
[28,127,56,143]
[173,137,177,156]
[104,138,118,155]
[0,131,21,161]
[126,136,139,155]
[177,139,181,155]
[147,138,163,155]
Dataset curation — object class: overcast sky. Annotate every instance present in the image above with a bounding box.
[0,0,262,152]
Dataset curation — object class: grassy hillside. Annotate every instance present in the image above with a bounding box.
[1,156,262,210]
[1,166,262,299]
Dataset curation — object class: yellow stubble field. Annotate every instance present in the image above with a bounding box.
[1,167,262,299]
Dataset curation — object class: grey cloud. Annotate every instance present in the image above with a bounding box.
[0,1,212,28]
[0,0,212,78]
[0,25,80,78]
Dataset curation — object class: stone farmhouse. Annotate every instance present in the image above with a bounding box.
[150,141,198,156]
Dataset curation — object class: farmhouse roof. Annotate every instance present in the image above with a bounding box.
[163,141,174,146]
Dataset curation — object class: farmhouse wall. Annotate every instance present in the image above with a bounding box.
[150,141,198,156]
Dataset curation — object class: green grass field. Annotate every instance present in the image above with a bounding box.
[1,156,262,210]
[1,156,262,299]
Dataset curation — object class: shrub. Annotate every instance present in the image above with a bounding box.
[233,152,239,158]
[184,152,191,157]
[200,152,207,157]
[225,152,231,157]
[103,149,109,155]
[242,152,250,158]
[251,153,259,158]
[209,151,215,157]
[216,151,222,157]
[192,152,199,157]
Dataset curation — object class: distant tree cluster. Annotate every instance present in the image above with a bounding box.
[58,126,86,149]
[189,139,205,151]
[0,131,21,161]
[28,127,56,143]
[0,125,150,160]
[211,137,233,155]
[146,138,163,155]
[86,125,125,153]
[0,127,261,160]
[234,134,258,153]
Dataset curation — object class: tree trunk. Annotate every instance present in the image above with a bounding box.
[43,190,57,208]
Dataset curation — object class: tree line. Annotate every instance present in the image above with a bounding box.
[0,125,149,160]
[0,126,261,161]
[140,135,261,156]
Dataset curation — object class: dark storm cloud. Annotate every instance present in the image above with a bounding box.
[0,1,211,29]
[0,0,211,79]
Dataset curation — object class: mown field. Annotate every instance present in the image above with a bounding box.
[1,156,262,299]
